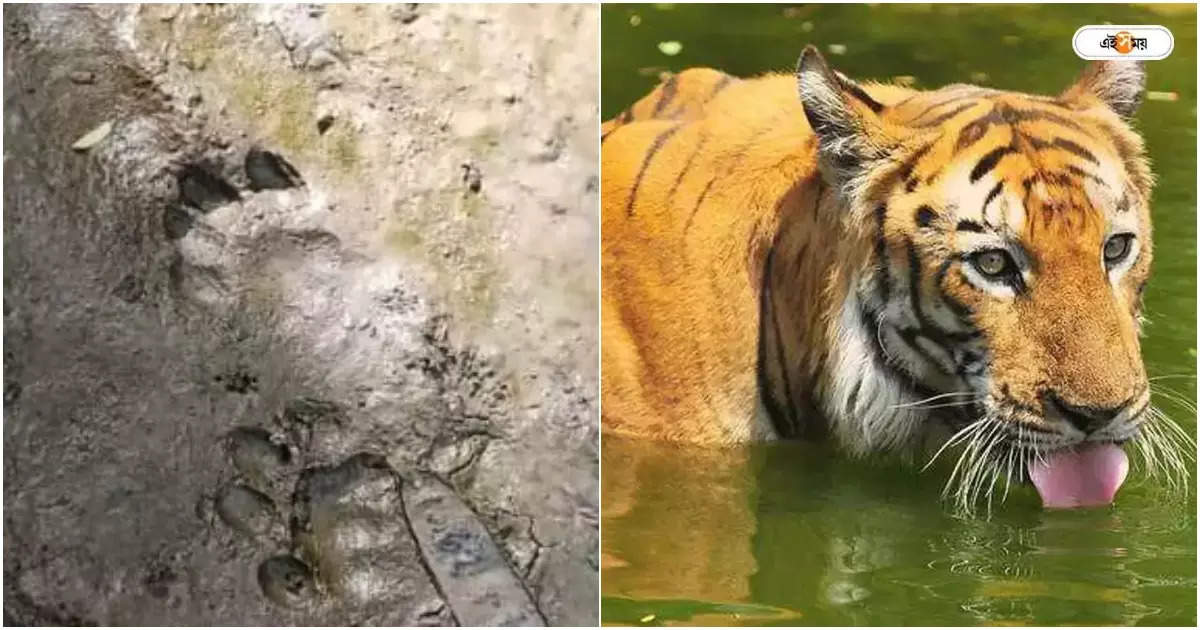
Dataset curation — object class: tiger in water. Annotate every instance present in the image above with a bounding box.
[601,46,1190,511]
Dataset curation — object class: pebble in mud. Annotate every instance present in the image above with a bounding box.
[257,556,318,609]
[227,427,289,489]
[215,485,278,539]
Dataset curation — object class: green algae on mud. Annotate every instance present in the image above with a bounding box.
[382,187,505,328]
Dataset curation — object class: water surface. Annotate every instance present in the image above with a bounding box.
[601,3,1196,625]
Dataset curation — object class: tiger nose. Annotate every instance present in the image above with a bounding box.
[1043,392,1126,434]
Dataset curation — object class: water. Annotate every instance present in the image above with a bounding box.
[601,4,1196,626]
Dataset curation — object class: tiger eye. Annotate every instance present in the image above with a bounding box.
[1104,234,1132,264]
[974,250,1009,276]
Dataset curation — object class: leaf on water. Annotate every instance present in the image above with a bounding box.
[657,40,683,56]
[72,121,113,151]
[1147,91,1179,102]
[639,613,656,623]
[827,43,847,55]
[637,65,669,77]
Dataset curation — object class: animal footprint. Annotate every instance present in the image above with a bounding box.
[216,425,320,611]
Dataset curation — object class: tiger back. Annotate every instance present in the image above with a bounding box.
[603,58,919,444]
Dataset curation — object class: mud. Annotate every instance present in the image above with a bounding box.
[3,3,597,625]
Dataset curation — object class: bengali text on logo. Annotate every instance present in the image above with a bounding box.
[1073,25,1173,60]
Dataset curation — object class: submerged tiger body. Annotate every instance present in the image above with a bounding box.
[602,48,1188,509]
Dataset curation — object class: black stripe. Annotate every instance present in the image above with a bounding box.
[910,94,980,125]
[1063,165,1107,187]
[935,259,974,320]
[956,108,1009,152]
[1116,193,1131,214]
[846,379,862,412]
[906,240,928,327]
[958,104,1092,157]
[1026,136,1051,150]
[976,103,1085,132]
[683,176,717,231]
[905,241,981,360]
[682,121,778,230]
[1051,137,1099,164]
[955,117,997,152]
[652,75,679,117]
[914,101,977,128]
[858,303,941,401]
[758,244,797,438]
[626,124,681,217]
[708,74,735,101]
[904,241,975,344]
[969,146,1016,183]
[667,132,708,203]
[874,205,890,303]
[897,329,954,376]
[982,181,1003,214]
[840,79,885,113]
[896,143,932,185]
[1022,175,1038,201]
[956,349,987,377]
[956,219,985,233]
[768,255,801,436]
[811,179,825,222]
[1013,106,1085,132]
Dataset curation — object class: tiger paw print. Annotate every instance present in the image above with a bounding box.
[213,424,318,612]
[212,399,543,625]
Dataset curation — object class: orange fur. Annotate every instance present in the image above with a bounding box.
[602,50,1155,454]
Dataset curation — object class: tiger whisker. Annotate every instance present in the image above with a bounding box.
[941,419,993,499]
[951,418,1005,514]
[890,391,978,409]
[1149,385,1197,414]
[1148,373,1197,382]
[897,400,982,411]
[923,417,988,472]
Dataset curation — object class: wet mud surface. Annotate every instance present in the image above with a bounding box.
[3,4,597,625]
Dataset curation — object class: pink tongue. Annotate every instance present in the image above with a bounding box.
[1028,443,1129,509]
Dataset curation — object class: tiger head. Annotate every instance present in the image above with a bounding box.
[795,47,1187,511]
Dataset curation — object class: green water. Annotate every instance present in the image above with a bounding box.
[601,4,1196,626]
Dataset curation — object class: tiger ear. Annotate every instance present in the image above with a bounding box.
[796,46,890,192]
[1060,60,1145,119]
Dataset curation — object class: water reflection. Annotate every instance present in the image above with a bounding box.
[602,436,1195,625]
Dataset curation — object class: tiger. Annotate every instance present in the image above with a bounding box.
[601,46,1191,511]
